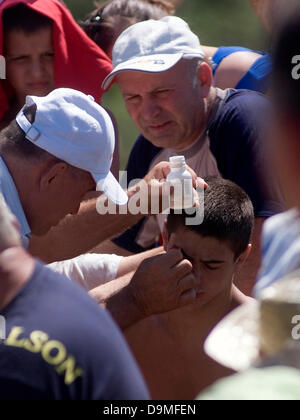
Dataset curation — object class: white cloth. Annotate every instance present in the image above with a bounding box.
[0,156,31,247]
[48,253,123,291]
[254,209,300,297]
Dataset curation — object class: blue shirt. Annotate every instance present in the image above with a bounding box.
[0,156,30,247]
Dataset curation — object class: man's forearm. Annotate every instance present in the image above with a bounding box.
[117,247,164,277]
[89,272,144,330]
[29,192,144,263]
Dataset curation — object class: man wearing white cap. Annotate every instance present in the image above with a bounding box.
[0,87,128,244]
[0,87,202,329]
[101,15,283,296]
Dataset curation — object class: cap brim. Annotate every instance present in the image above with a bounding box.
[102,53,184,90]
[94,171,128,205]
[204,301,260,372]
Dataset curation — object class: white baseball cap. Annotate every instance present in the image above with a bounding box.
[16,88,128,205]
[102,16,205,90]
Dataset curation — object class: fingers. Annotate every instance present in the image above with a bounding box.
[196,176,208,189]
[177,272,201,294]
[166,233,177,252]
[185,166,198,188]
[178,288,197,306]
[160,247,185,267]
[173,259,193,282]
[146,161,170,183]
[177,273,203,307]
[145,162,208,191]
[162,221,169,251]
[193,188,200,207]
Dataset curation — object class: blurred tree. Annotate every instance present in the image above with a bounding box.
[64,0,268,168]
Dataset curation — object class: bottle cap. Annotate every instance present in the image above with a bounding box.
[169,155,185,169]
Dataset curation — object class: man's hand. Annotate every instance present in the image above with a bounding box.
[128,161,206,214]
[127,248,199,318]
[144,161,206,189]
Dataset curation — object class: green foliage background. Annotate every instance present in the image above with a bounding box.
[64,0,268,168]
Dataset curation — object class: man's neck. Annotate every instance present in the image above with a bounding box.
[173,87,218,153]
[0,247,35,311]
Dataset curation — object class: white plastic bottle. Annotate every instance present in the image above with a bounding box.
[166,156,194,210]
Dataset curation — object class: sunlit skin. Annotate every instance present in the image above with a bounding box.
[125,226,250,398]
[4,27,54,108]
[20,163,96,236]
[117,59,214,151]
[166,226,241,310]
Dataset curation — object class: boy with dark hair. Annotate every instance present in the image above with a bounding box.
[167,176,254,260]
[0,0,112,128]
[125,176,254,399]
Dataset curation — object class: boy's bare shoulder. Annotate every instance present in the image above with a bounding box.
[230,285,254,312]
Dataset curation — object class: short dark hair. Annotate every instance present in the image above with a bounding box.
[0,104,54,161]
[3,4,53,35]
[82,0,174,55]
[272,5,300,116]
[167,176,254,259]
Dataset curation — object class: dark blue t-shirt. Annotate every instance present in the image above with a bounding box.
[114,89,283,253]
[0,261,149,400]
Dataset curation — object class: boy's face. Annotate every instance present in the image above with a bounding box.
[165,225,239,308]
[4,27,54,106]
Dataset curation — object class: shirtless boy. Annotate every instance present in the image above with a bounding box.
[125,176,254,399]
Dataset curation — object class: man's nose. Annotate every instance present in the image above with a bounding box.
[140,97,161,121]
[30,58,45,79]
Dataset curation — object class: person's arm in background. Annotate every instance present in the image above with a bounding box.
[214,51,263,90]
[201,45,263,89]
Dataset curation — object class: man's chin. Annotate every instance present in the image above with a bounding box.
[144,134,179,149]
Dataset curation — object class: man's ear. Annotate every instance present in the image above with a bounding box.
[235,244,252,269]
[39,162,68,192]
[197,61,213,98]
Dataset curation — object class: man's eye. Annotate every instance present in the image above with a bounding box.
[126,96,139,103]
[204,263,221,271]
[12,56,27,62]
[156,89,170,96]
